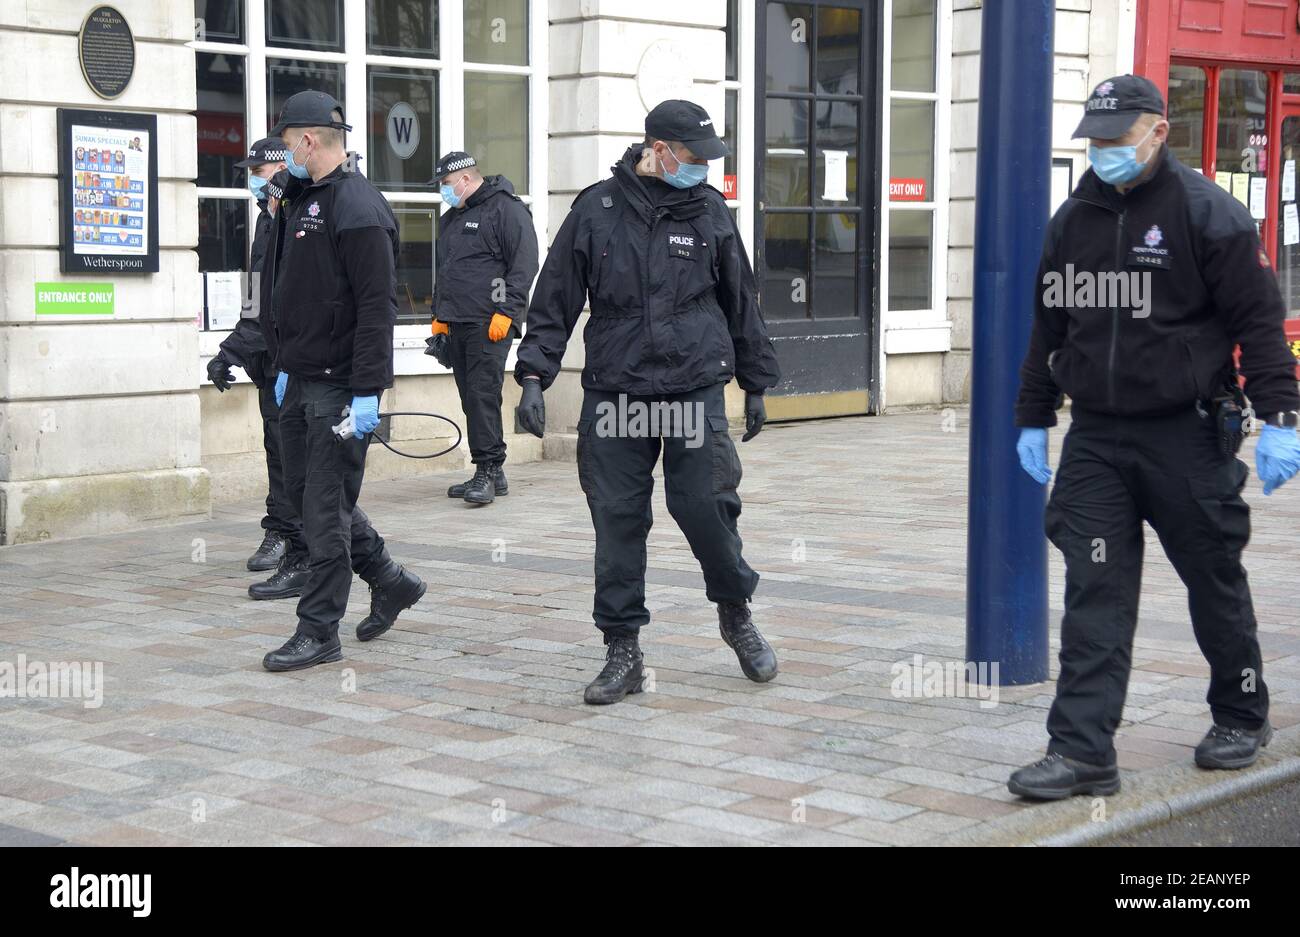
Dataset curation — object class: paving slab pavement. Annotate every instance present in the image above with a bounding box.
[1,408,1297,845]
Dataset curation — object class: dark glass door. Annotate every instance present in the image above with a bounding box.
[756,0,879,416]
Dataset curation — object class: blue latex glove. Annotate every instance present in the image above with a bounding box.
[1256,424,1300,495]
[350,395,380,435]
[1016,427,1052,485]
[274,371,288,407]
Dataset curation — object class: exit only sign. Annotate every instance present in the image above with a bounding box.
[889,178,927,201]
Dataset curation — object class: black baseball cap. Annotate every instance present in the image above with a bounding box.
[271,90,352,135]
[645,100,728,160]
[1073,75,1166,140]
[235,136,287,168]
[435,151,477,179]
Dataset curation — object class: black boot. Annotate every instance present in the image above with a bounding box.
[248,557,310,601]
[718,601,778,683]
[262,631,343,672]
[356,566,427,642]
[449,463,508,499]
[464,462,509,505]
[584,636,645,705]
[1194,722,1272,770]
[246,531,285,571]
[1007,752,1121,800]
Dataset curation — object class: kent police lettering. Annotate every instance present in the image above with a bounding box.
[297,199,326,235]
[1128,223,1171,270]
[465,221,479,230]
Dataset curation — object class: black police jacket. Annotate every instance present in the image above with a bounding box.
[1017,144,1300,426]
[431,175,539,334]
[261,164,399,397]
[515,144,780,396]
[217,200,273,387]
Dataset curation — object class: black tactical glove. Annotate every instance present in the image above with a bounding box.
[516,377,545,438]
[207,352,235,392]
[742,392,766,442]
[424,333,451,369]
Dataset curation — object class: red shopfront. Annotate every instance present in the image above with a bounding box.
[1137,0,1300,365]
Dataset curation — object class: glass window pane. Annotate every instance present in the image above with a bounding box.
[464,0,528,66]
[725,0,739,82]
[195,0,244,43]
[817,7,860,95]
[368,0,439,58]
[814,213,860,319]
[1217,69,1269,238]
[890,99,934,202]
[196,52,247,189]
[1167,64,1205,170]
[198,197,248,273]
[723,88,739,199]
[464,73,529,195]
[762,213,810,320]
[765,97,810,207]
[766,3,812,93]
[891,0,935,92]
[266,0,344,53]
[268,59,345,136]
[1276,116,1300,318]
[814,100,858,205]
[1285,73,1300,94]
[889,210,932,310]
[394,206,437,323]
[368,67,439,191]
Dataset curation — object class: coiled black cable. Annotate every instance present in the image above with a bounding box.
[367,411,463,460]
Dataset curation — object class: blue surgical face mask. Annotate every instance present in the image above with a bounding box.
[248,174,268,200]
[286,136,312,179]
[440,177,467,208]
[659,145,709,189]
[1088,124,1157,185]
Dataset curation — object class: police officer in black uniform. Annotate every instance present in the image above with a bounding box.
[258,90,427,672]
[1009,76,1300,799]
[206,138,302,575]
[514,100,782,705]
[427,150,539,505]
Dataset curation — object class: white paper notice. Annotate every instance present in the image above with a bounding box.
[1285,160,1296,203]
[822,149,847,201]
[1286,204,1300,246]
[1249,176,1268,220]
[206,272,243,331]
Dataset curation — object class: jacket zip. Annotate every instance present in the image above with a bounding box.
[645,206,667,393]
[1107,208,1126,410]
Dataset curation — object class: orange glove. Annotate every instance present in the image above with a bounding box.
[431,318,449,336]
[488,312,512,342]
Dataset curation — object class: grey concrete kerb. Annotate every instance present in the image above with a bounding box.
[948,725,1300,846]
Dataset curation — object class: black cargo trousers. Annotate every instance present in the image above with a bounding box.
[278,378,400,639]
[1044,404,1268,767]
[256,369,303,548]
[576,381,759,640]
[449,320,512,465]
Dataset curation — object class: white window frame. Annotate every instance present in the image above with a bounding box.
[192,0,548,376]
[881,0,952,358]
[723,1,755,261]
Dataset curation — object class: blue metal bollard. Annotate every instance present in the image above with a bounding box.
[965,0,1054,685]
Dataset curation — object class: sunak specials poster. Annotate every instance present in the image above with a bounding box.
[69,123,148,257]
